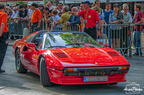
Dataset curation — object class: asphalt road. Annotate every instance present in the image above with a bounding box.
[0,46,144,95]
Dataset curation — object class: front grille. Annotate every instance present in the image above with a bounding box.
[64,66,129,76]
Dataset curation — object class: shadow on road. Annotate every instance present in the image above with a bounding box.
[44,82,127,95]
[0,72,39,90]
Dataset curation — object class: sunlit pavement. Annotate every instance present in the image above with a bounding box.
[0,46,144,95]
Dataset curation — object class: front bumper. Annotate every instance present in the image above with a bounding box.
[47,68,127,85]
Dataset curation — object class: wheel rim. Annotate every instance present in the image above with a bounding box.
[16,52,21,70]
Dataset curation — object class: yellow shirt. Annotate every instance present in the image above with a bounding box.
[60,12,71,23]
[60,12,71,30]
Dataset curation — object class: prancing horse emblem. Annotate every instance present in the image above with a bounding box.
[95,62,98,65]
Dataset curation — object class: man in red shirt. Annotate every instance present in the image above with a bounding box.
[73,1,100,39]
[133,4,144,56]
[30,3,42,33]
[0,4,9,73]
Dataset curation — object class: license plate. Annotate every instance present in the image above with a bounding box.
[83,76,108,82]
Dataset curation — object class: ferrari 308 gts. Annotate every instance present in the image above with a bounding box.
[13,30,130,87]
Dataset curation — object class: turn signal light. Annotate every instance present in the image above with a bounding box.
[119,66,129,70]
[65,68,77,72]
[121,66,128,70]
[66,68,74,72]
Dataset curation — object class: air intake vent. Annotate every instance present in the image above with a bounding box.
[107,51,120,56]
[54,53,68,58]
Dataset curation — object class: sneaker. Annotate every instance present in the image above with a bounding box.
[133,53,142,57]
[0,69,5,73]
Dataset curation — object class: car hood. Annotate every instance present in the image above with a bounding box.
[50,47,129,67]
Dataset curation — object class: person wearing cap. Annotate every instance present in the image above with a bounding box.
[109,4,124,49]
[0,4,9,73]
[30,3,42,33]
[72,1,100,40]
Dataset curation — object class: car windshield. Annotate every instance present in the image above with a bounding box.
[44,32,100,49]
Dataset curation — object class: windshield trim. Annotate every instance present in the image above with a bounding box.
[41,33,47,49]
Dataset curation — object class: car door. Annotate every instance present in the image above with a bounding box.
[21,32,44,74]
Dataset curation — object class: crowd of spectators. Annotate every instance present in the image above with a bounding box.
[3,0,144,56]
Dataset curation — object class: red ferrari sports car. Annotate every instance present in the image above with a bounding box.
[13,30,130,87]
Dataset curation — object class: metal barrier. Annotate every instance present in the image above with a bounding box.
[102,23,144,57]
[9,19,29,39]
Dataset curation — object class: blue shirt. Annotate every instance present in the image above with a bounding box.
[103,9,113,24]
[109,12,123,30]
[99,14,104,20]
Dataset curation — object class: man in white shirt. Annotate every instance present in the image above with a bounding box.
[27,2,33,20]
[27,2,33,30]
[121,4,132,55]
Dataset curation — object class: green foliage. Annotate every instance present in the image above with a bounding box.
[16,1,27,7]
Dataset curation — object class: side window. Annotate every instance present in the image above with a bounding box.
[44,36,51,49]
[33,33,45,49]
[26,34,37,43]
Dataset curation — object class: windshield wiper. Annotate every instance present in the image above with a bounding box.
[48,46,66,49]
[66,43,98,48]
[81,44,98,48]
[66,43,85,46]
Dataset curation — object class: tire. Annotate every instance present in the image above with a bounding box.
[40,57,52,87]
[15,50,28,73]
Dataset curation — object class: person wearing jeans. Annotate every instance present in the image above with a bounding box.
[133,4,144,56]
[134,31,142,56]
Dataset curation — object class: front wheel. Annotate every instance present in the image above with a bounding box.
[15,50,27,73]
[40,57,53,87]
